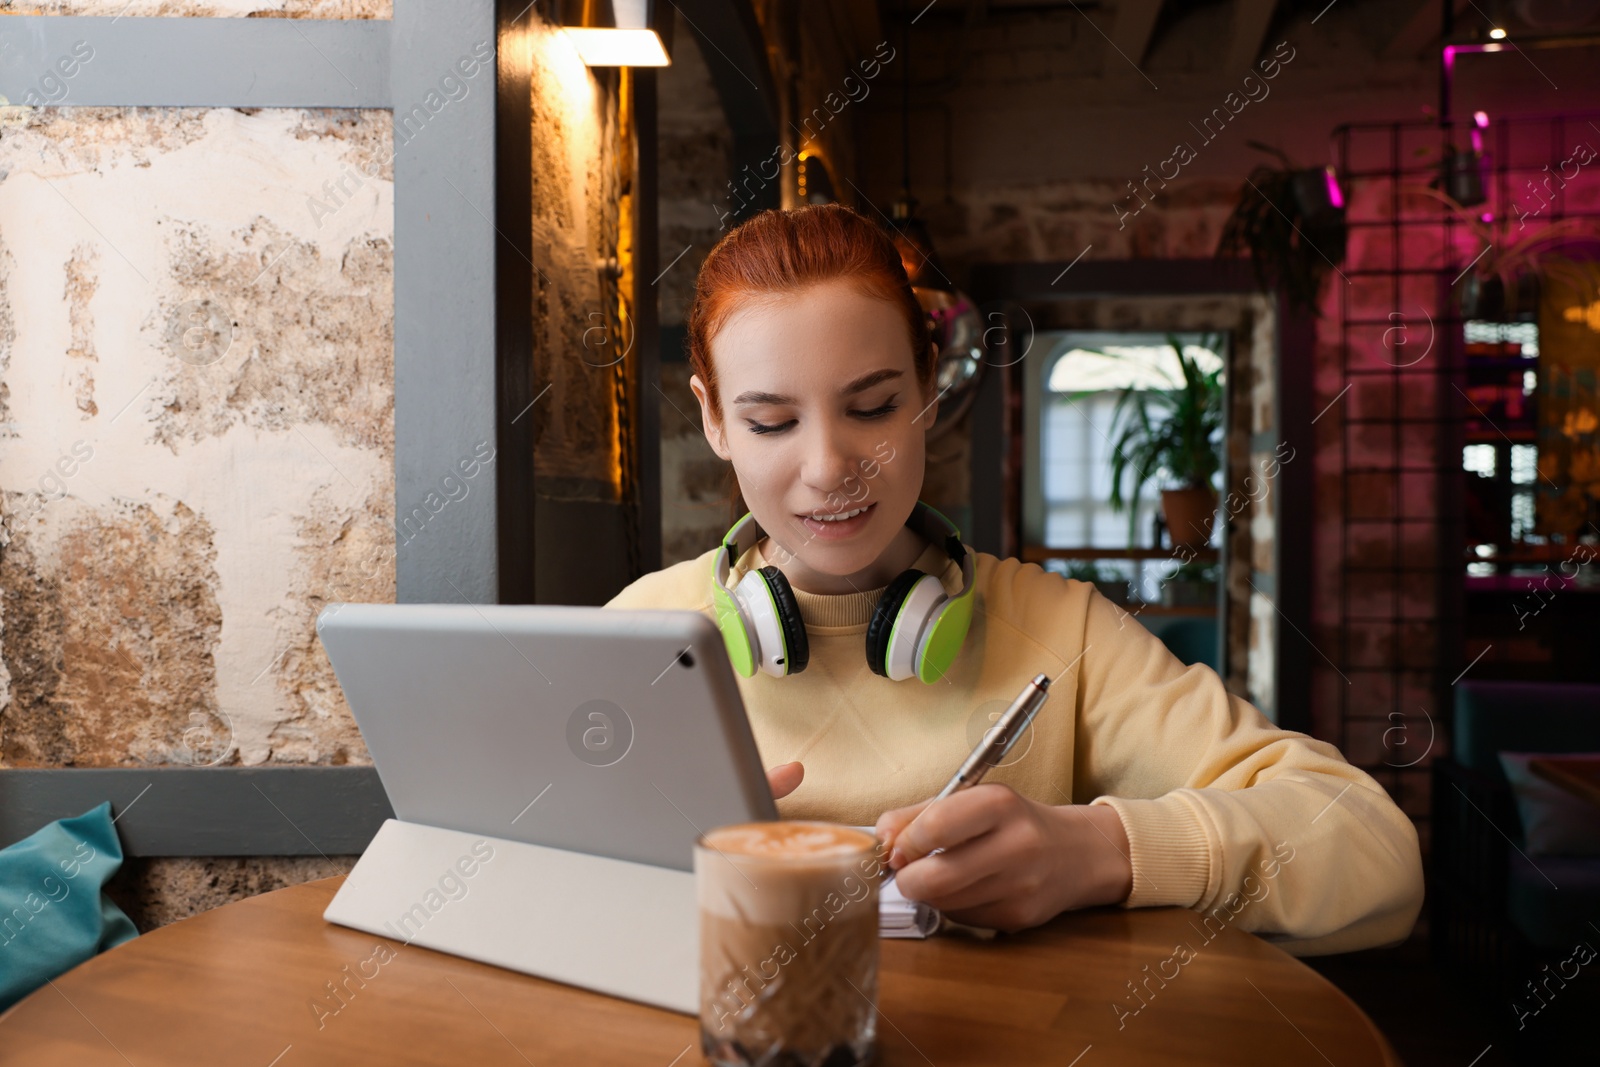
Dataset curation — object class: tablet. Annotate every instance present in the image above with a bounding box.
[317,602,778,871]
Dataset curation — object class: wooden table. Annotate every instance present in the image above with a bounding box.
[1529,755,1600,808]
[0,876,1400,1066]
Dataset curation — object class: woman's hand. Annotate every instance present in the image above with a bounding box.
[873,784,1133,933]
[766,761,804,800]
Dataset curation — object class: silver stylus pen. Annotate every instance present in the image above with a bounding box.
[882,673,1053,884]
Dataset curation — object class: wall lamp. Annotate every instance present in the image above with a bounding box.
[563,0,672,67]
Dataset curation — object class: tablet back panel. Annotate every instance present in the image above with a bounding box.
[317,603,777,871]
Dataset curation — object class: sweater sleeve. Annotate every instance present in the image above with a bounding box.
[1069,586,1425,956]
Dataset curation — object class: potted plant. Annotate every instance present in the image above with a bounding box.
[1216,142,1348,316]
[1077,334,1226,550]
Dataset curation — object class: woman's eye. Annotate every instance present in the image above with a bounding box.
[744,402,898,436]
[746,420,794,435]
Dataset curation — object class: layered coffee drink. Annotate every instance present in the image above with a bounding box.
[694,822,884,1067]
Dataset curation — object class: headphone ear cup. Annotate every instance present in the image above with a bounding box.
[711,579,759,677]
[757,566,809,675]
[865,570,926,678]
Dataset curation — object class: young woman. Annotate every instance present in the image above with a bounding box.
[605,203,1423,953]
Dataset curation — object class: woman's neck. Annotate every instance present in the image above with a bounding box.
[759,523,931,596]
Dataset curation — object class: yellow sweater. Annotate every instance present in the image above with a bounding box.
[603,536,1425,955]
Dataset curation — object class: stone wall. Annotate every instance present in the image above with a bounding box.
[0,104,397,769]
[0,6,624,930]
[657,8,739,565]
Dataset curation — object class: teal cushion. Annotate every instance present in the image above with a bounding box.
[1499,753,1600,856]
[0,802,139,1011]
[1453,681,1600,778]
[1143,616,1219,671]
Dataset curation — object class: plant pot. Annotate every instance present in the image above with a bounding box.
[1161,575,1217,608]
[1439,146,1486,208]
[1092,580,1131,606]
[1162,487,1218,550]
[1459,272,1540,322]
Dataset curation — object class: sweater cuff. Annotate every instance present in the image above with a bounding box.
[1088,793,1212,910]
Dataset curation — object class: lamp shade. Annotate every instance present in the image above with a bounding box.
[565,0,671,67]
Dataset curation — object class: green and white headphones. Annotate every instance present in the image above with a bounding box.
[710,500,977,683]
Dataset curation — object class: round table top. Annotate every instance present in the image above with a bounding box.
[0,875,1399,1065]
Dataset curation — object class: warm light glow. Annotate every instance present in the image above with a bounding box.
[564,28,670,67]
[1474,110,1490,128]
[1564,301,1600,333]
[1489,27,1507,40]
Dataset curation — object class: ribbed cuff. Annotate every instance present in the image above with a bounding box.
[1089,793,1213,910]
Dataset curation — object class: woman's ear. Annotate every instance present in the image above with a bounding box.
[688,373,732,461]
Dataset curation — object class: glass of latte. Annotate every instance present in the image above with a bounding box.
[694,821,884,1067]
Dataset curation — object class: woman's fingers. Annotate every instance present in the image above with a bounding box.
[765,761,804,800]
[873,798,932,855]
[899,859,1009,914]
[882,784,1015,867]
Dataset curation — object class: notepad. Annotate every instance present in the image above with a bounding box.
[846,826,941,938]
[879,874,941,938]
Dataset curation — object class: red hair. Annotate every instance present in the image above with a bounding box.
[686,204,935,526]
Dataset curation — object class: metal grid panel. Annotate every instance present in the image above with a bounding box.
[1332,112,1600,821]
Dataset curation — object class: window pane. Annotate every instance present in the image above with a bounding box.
[1039,332,1223,550]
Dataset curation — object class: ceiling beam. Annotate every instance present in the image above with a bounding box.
[675,0,780,148]
[1110,0,1165,71]
[1384,0,1471,60]
[1223,0,1279,75]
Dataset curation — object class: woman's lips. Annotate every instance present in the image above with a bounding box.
[797,502,876,540]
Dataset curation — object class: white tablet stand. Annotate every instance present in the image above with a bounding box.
[323,819,699,1014]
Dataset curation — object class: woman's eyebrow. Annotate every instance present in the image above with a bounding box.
[731,368,903,406]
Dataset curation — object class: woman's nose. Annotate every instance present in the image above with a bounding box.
[801,424,868,503]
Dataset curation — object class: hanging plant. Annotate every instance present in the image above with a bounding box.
[1399,183,1600,321]
[1216,141,1348,316]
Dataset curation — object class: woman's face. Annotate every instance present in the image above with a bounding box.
[689,278,940,595]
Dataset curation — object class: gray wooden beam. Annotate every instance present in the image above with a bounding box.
[0,768,393,856]
[1223,0,1278,75]
[391,2,500,604]
[0,16,389,108]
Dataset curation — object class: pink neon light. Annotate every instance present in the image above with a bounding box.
[1324,166,1345,210]
[1473,110,1490,128]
